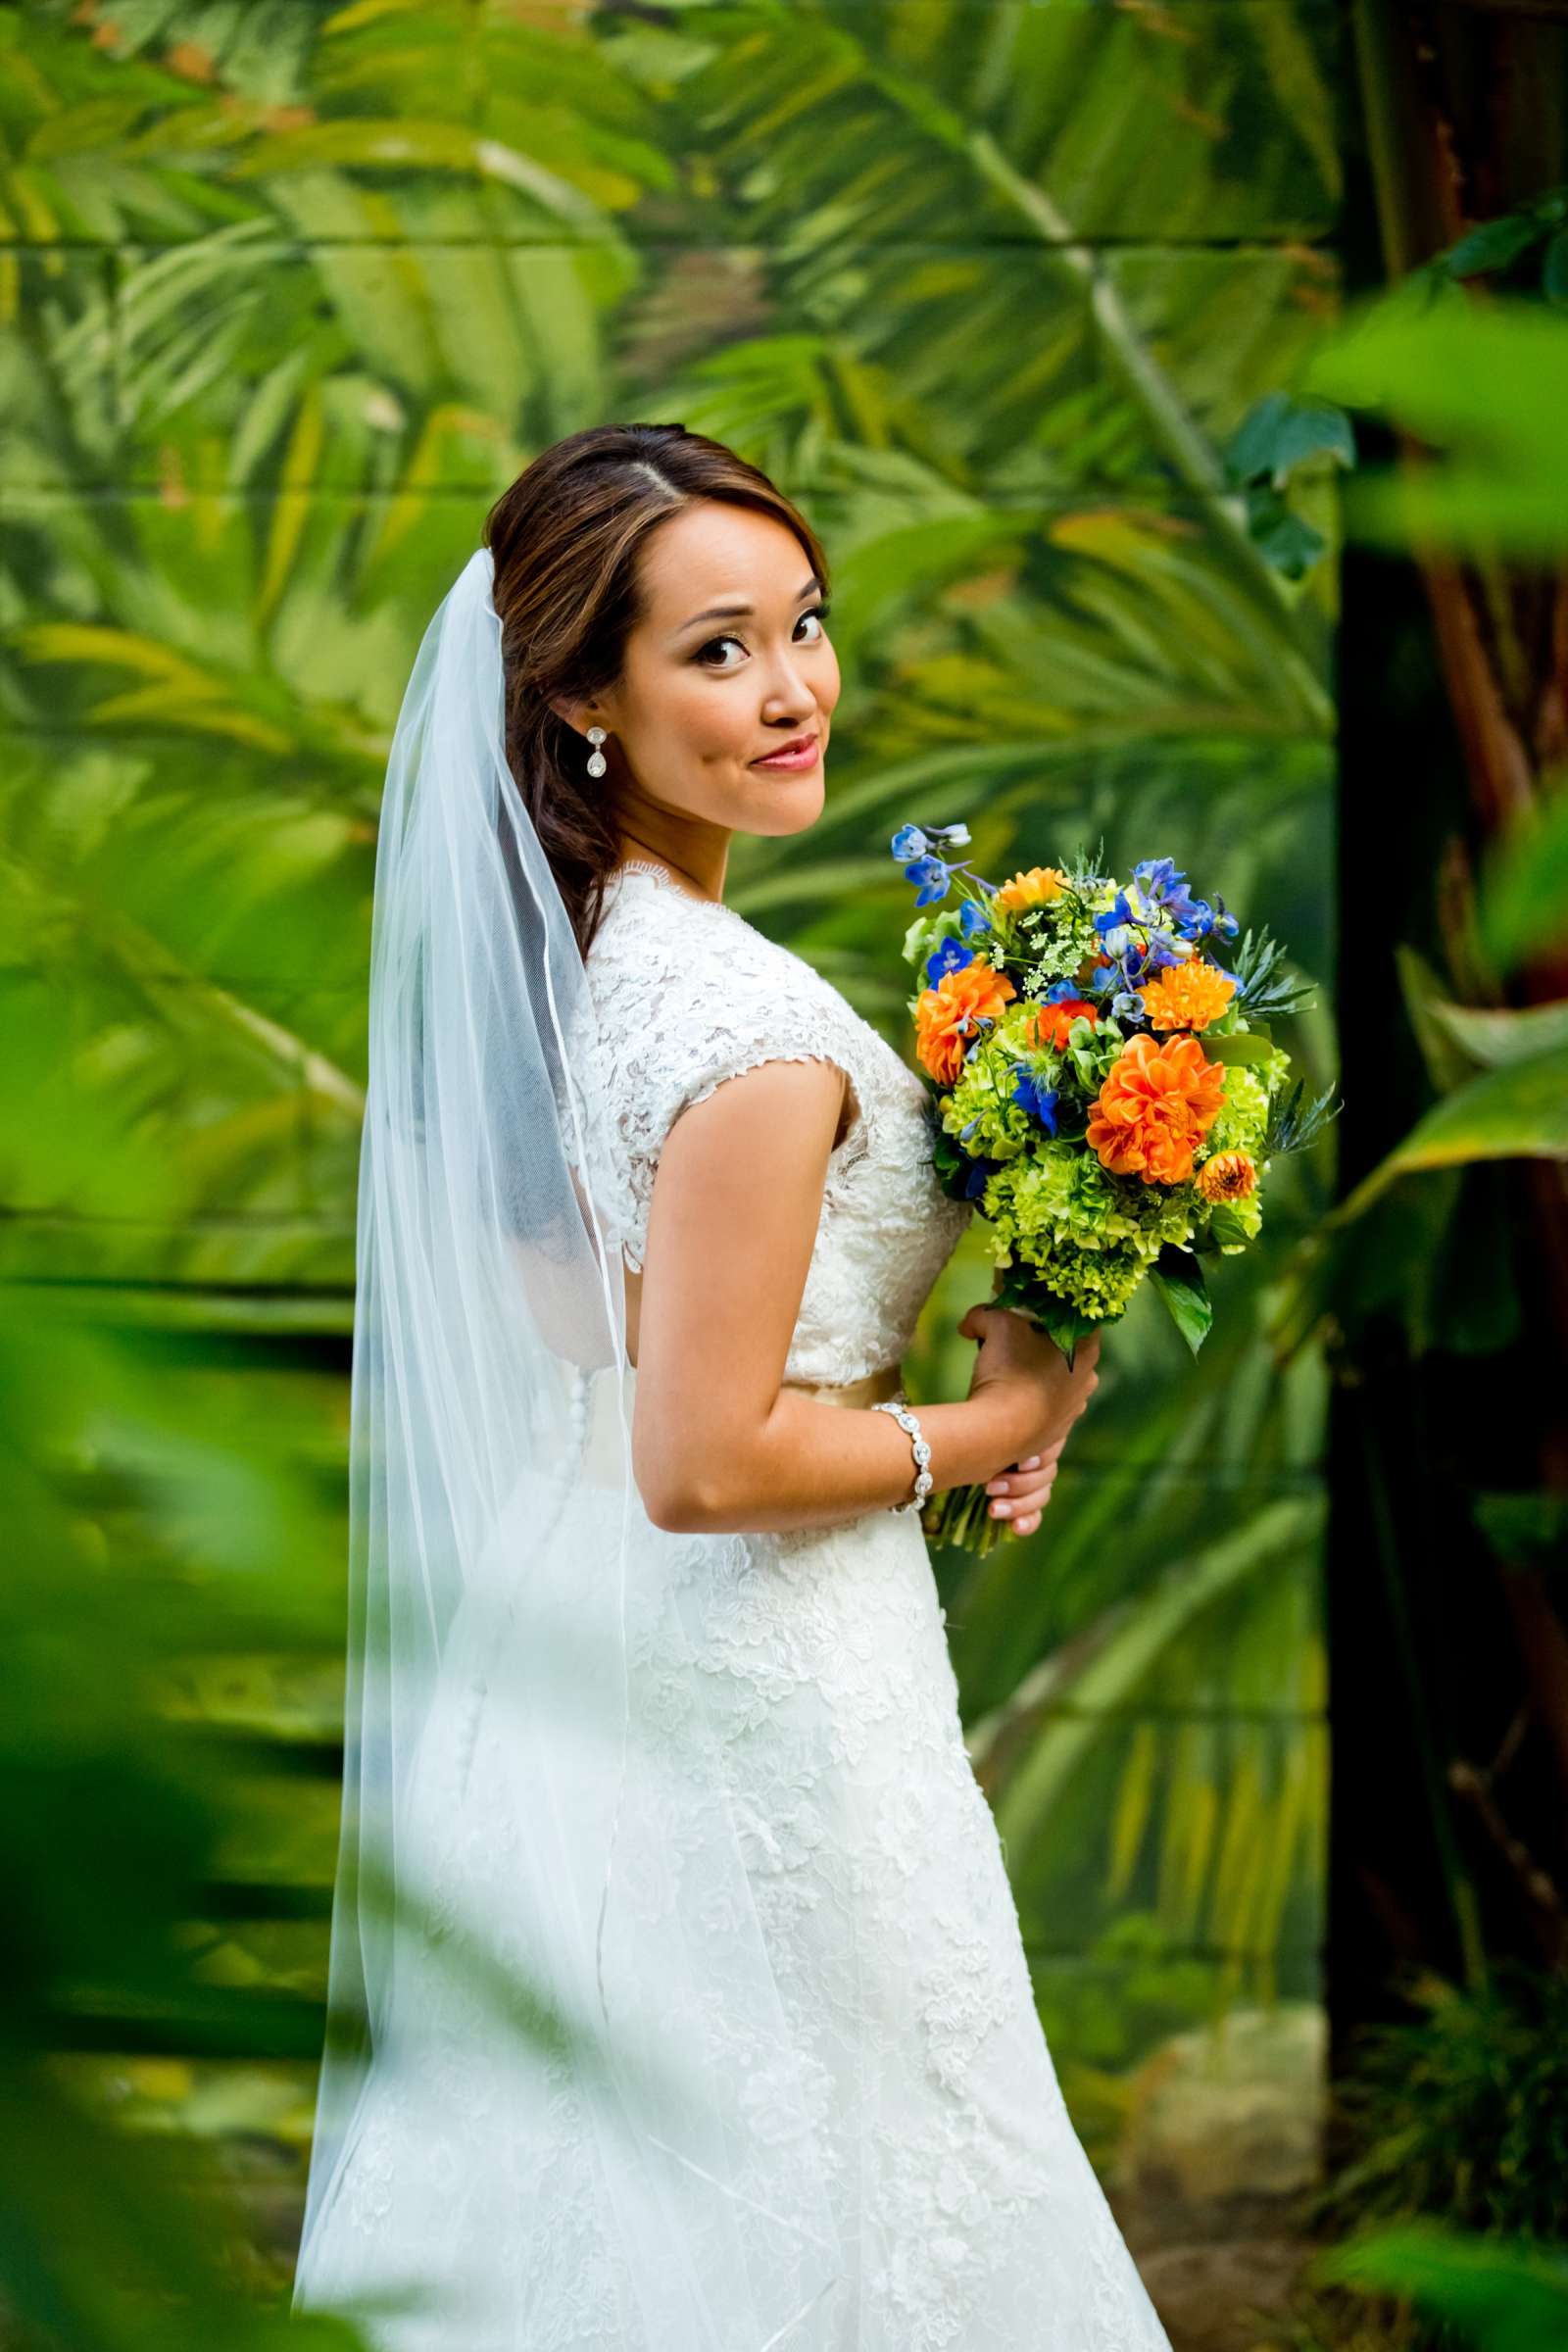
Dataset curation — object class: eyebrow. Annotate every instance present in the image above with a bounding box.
[675,577,823,634]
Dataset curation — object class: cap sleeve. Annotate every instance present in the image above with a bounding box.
[587,893,861,1277]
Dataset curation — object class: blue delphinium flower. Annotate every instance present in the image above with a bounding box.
[1094,890,1135,957]
[924,935,973,986]
[1089,960,1152,1023]
[891,819,999,904]
[1130,858,1243,947]
[903,854,951,906]
[956,1117,1000,1199]
[1141,930,1185,975]
[1131,857,1200,929]
[1011,1067,1059,1133]
[1196,899,1237,942]
[958,900,991,938]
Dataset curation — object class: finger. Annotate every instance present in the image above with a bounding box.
[989,1463,1054,1496]
[987,1471,1055,1519]
[988,1464,1057,1502]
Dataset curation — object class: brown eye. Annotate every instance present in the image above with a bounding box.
[695,606,832,670]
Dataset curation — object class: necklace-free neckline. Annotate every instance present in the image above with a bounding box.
[612,858,740,915]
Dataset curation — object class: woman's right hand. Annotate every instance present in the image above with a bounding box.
[956,1301,1102,1472]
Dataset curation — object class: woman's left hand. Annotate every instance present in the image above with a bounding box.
[982,1434,1068,1537]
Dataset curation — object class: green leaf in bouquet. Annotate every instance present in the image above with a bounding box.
[1033,1289,1105,1368]
[992,1263,1041,1314]
[1148,1245,1213,1357]
[904,904,968,971]
[1189,1204,1253,1253]
[929,1120,980,1206]
[988,1262,1102,1363]
[1200,1028,1280,1066]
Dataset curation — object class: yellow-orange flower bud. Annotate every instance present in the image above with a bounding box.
[1197,1150,1256,1203]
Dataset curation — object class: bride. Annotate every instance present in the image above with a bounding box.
[291,421,1171,2350]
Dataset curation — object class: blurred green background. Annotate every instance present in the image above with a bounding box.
[0,0,1347,2337]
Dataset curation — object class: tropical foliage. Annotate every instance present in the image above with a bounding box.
[0,0,1341,2326]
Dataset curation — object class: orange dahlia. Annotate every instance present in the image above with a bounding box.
[992,865,1068,914]
[915,962,1016,1084]
[1086,1032,1227,1186]
[1026,996,1100,1053]
[1197,1150,1257,1203]
[1137,960,1236,1033]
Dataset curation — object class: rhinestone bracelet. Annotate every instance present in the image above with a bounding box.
[870,1397,933,1516]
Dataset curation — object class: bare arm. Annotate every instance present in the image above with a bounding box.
[630,1054,1047,1535]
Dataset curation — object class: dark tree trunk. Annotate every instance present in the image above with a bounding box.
[1327,0,1568,2106]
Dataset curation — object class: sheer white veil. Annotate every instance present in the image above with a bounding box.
[292,546,842,2345]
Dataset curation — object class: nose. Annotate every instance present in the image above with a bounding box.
[762,647,818,718]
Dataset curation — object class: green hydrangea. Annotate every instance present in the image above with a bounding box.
[940,1037,1035,1163]
[1204,1063,1271,1157]
[1201,1189,1263,1253]
[940,1001,1127,1164]
[1196,1050,1283,1250]
[981,1142,1197,1317]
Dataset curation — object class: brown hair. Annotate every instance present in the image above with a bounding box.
[482,423,830,964]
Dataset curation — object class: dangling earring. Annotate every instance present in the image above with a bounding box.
[585,724,607,779]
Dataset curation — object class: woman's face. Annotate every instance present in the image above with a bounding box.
[578,500,840,850]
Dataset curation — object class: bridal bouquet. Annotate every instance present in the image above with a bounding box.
[890,821,1337,1555]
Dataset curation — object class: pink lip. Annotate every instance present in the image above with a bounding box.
[752,736,821,769]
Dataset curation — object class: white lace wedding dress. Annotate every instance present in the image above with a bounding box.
[296,859,1172,2350]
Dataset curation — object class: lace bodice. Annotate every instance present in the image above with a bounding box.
[581,862,973,1385]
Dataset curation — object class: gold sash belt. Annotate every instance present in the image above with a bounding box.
[778,1361,906,1411]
